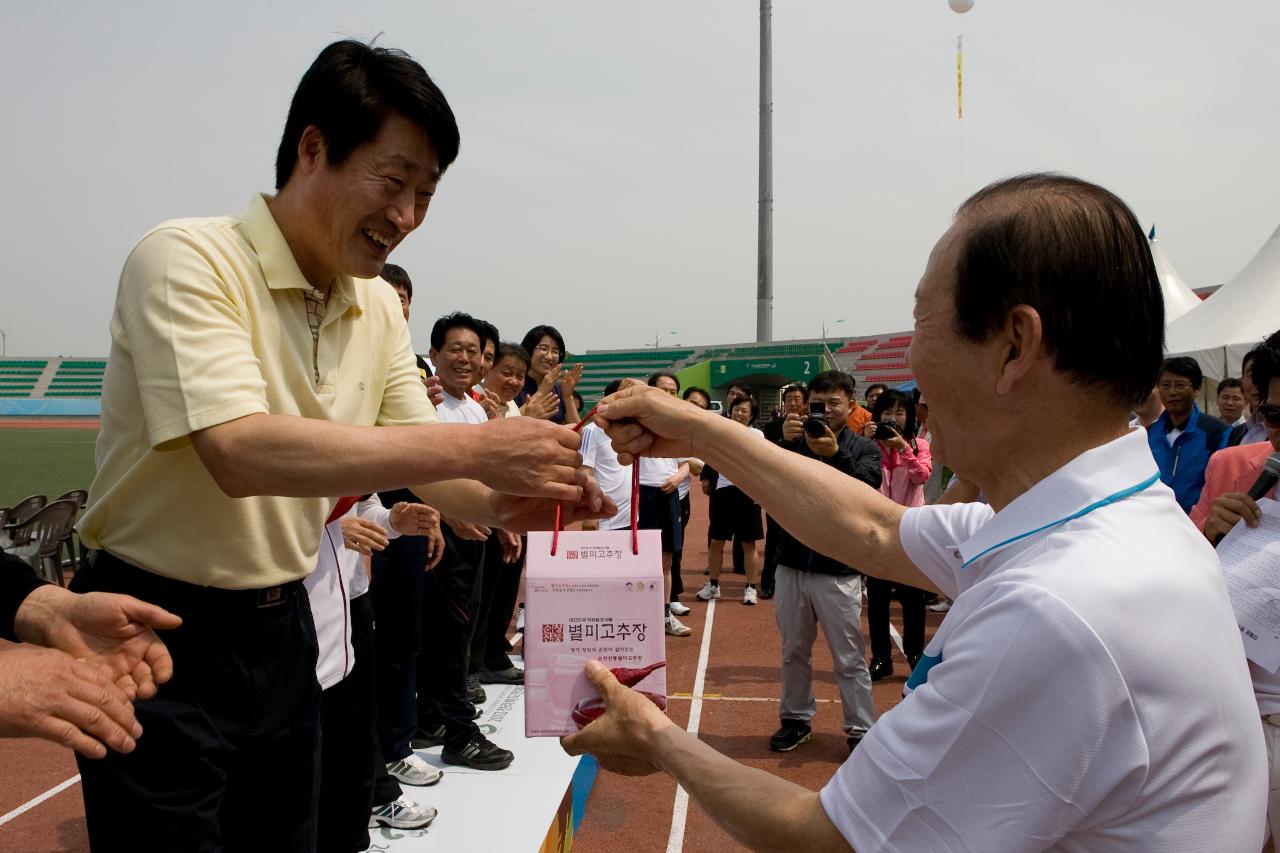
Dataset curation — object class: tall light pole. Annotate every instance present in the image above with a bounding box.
[646,330,679,349]
[755,0,773,343]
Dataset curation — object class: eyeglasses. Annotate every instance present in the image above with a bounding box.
[1258,403,1280,429]
[534,344,562,357]
[1157,381,1194,393]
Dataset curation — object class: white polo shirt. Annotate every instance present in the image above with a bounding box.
[436,390,488,425]
[581,423,632,530]
[820,428,1266,852]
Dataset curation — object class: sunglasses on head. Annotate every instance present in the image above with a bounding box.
[1258,403,1280,429]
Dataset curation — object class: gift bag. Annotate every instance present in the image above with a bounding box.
[524,526,668,737]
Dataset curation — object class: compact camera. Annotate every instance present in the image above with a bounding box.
[874,420,899,441]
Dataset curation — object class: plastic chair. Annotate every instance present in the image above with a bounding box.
[9,499,79,586]
[2,494,48,548]
[54,489,89,570]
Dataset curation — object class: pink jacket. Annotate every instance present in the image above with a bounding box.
[1189,442,1276,532]
[878,437,933,508]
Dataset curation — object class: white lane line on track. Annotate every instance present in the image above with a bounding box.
[888,622,905,656]
[0,775,80,826]
[665,597,717,853]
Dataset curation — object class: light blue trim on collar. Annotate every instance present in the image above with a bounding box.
[960,472,1160,569]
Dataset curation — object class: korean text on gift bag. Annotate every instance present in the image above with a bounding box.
[524,528,668,737]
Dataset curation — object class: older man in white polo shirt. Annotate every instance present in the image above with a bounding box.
[566,173,1267,851]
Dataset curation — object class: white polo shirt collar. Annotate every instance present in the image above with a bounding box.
[957,429,1160,570]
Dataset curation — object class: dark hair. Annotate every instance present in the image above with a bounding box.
[494,342,530,369]
[682,386,711,405]
[648,371,680,391]
[781,383,808,401]
[475,320,500,353]
[1217,377,1244,394]
[872,389,920,446]
[381,263,412,298]
[429,311,483,352]
[1159,356,1203,390]
[604,379,624,396]
[953,173,1162,408]
[573,391,585,411]
[807,370,857,400]
[730,395,759,425]
[1250,330,1280,402]
[864,382,889,400]
[520,325,567,364]
[275,40,460,190]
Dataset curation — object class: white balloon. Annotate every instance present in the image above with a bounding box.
[949,0,975,12]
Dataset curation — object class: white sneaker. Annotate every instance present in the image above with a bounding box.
[386,753,443,787]
[743,586,758,606]
[669,601,690,616]
[928,598,952,613]
[370,795,438,829]
[696,581,721,601]
[516,604,525,631]
[666,615,692,636]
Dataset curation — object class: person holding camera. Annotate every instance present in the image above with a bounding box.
[862,388,934,681]
[768,370,882,753]
[697,396,767,604]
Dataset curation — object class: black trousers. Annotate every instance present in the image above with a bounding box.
[318,594,377,853]
[417,531,485,751]
[866,577,928,662]
[371,533,428,763]
[669,494,691,599]
[70,551,321,853]
[469,532,524,673]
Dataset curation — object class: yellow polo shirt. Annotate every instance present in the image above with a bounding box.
[79,194,438,589]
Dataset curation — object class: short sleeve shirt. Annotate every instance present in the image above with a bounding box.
[581,423,632,530]
[78,195,438,589]
[819,429,1266,852]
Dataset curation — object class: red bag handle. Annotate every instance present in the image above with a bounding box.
[552,407,641,556]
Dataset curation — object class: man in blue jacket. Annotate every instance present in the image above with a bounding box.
[1148,356,1229,511]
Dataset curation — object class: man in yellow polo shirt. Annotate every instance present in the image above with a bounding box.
[70,40,608,852]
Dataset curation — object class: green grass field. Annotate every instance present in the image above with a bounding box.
[0,429,98,507]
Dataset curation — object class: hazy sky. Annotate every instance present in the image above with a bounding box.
[3,1,1278,357]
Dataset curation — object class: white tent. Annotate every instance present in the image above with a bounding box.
[1148,230,1203,325]
[1166,221,1280,382]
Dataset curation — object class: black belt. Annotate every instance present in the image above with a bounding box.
[88,550,303,609]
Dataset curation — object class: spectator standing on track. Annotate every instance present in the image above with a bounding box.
[416,312,516,771]
[581,380,635,538]
[672,386,712,612]
[862,389,933,682]
[697,396,766,604]
[844,379,874,435]
[863,382,889,414]
[517,325,582,424]
[768,370,881,754]
[641,372,694,637]
[571,173,1265,852]
[307,495,443,847]
[69,41,605,851]
[1148,356,1229,512]
[1189,329,1280,843]
[761,382,809,600]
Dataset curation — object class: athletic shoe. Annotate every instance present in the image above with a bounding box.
[370,795,438,829]
[742,586,758,605]
[386,754,443,787]
[477,665,524,685]
[768,720,812,752]
[467,675,487,706]
[410,724,447,750]
[669,601,691,616]
[847,732,866,754]
[516,604,525,631]
[442,734,514,771]
[665,614,692,636]
[759,587,775,600]
[695,581,721,601]
[928,598,952,613]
